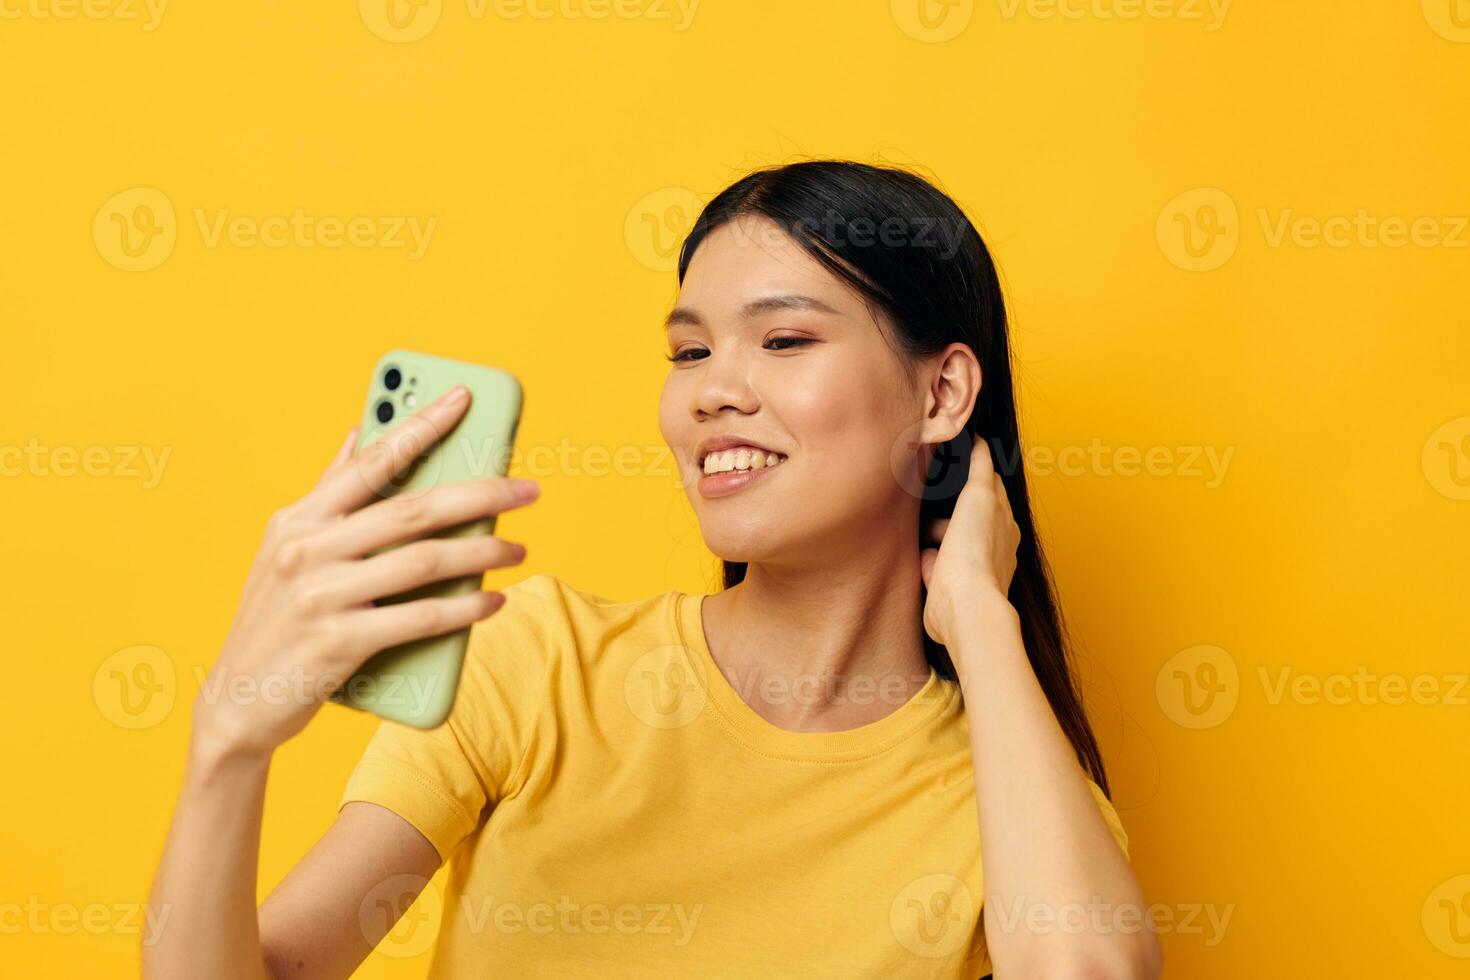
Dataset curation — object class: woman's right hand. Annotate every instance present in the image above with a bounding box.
[191,384,537,762]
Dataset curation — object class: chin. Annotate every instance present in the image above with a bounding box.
[697,526,774,565]
[698,509,826,567]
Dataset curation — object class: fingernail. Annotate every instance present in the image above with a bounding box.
[511,479,540,501]
[446,385,469,405]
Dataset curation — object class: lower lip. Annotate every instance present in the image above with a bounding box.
[697,460,783,499]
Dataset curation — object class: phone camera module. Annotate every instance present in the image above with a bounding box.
[375,400,395,424]
[383,367,403,391]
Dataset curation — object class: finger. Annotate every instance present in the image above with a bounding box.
[343,589,506,658]
[919,547,938,589]
[992,471,1015,519]
[970,434,996,474]
[313,385,472,516]
[327,535,527,608]
[315,476,539,561]
[332,426,360,466]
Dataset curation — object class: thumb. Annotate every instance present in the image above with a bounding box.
[330,426,359,465]
[316,426,360,487]
[919,546,938,589]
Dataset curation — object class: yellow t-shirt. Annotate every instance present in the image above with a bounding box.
[339,573,1129,978]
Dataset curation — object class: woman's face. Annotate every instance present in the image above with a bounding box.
[658,213,930,565]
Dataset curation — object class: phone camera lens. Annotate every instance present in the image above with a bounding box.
[375,400,395,424]
[383,367,403,391]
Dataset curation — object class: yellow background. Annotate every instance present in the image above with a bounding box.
[3,0,1468,975]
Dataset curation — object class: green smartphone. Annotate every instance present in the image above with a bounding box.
[329,350,523,729]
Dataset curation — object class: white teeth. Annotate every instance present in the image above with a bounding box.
[703,448,786,475]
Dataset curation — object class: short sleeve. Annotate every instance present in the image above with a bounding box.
[338,574,565,861]
[1087,779,1130,861]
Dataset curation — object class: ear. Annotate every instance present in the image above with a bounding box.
[917,343,980,445]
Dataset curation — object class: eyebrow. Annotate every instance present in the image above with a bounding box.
[664,293,843,330]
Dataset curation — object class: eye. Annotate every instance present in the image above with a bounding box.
[666,336,812,363]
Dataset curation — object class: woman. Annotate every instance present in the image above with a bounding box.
[144,160,1161,979]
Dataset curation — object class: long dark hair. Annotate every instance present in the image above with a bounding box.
[675,160,1108,794]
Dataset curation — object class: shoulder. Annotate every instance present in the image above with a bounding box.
[493,572,673,625]
[476,573,677,664]
[453,574,683,770]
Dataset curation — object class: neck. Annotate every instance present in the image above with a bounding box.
[700,524,933,733]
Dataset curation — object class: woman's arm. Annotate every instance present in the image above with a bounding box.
[921,440,1162,980]
[143,740,275,980]
[948,602,1159,979]
[257,801,441,979]
[144,743,440,980]
[142,386,537,979]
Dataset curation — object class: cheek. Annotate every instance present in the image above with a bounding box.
[658,373,702,483]
[779,358,903,482]
[657,374,684,446]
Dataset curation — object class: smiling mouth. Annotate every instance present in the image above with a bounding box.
[701,447,788,475]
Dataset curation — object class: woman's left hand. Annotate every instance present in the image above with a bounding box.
[920,436,1022,648]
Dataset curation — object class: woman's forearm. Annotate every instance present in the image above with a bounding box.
[142,728,275,980]
[951,597,1161,979]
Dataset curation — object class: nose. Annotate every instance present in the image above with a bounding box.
[690,347,759,420]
